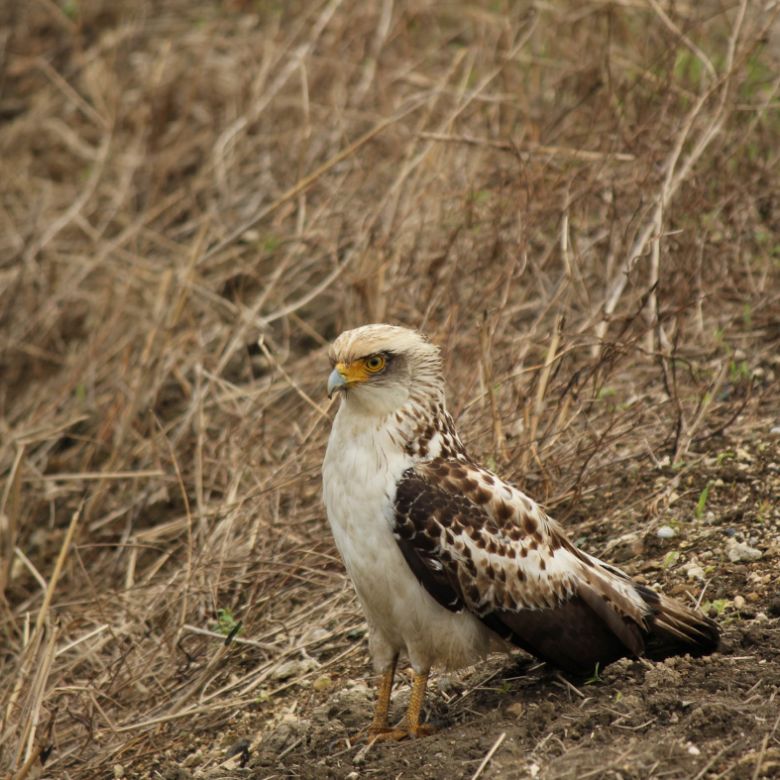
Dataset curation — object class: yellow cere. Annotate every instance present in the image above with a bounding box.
[334,355,386,385]
[335,360,370,385]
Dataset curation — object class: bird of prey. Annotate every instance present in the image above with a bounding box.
[322,324,718,741]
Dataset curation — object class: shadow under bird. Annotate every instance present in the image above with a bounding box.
[322,324,719,741]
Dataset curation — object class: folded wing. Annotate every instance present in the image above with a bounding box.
[392,459,718,675]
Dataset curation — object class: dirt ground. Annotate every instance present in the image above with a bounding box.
[2,2,779,779]
[161,418,780,780]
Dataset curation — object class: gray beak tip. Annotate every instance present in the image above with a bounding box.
[327,367,347,398]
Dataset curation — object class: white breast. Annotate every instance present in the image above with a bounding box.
[322,402,497,673]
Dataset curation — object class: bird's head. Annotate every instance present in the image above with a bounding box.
[327,324,444,416]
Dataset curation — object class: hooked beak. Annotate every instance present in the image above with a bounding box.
[327,366,348,398]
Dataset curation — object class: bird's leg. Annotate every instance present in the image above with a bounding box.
[369,667,435,741]
[403,668,435,738]
[365,655,397,738]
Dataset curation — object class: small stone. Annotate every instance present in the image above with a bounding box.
[304,626,330,643]
[733,595,746,609]
[686,565,705,580]
[726,540,762,562]
[506,701,525,717]
[113,766,125,779]
[345,773,360,780]
[687,743,701,756]
[657,525,676,539]
[272,657,319,680]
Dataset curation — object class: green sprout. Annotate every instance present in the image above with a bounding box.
[695,483,710,519]
[584,662,602,685]
[215,608,240,636]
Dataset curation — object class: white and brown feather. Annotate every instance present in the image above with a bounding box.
[323,324,719,678]
[391,457,670,673]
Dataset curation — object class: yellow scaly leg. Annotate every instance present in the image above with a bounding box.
[404,669,435,738]
[366,655,397,737]
[370,667,436,741]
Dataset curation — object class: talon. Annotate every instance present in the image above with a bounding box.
[367,727,409,742]
[366,722,436,742]
[361,664,436,742]
[408,722,436,738]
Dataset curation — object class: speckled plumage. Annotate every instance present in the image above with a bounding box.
[322,324,718,688]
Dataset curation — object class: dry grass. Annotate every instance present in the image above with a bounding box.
[1,1,779,777]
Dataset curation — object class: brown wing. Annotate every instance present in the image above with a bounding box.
[393,460,718,675]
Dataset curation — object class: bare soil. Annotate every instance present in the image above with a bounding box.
[164,422,780,780]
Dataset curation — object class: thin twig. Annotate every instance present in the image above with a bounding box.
[201,99,426,264]
[419,131,635,161]
[470,731,507,780]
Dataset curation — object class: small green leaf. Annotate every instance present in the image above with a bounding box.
[214,607,240,636]
[263,235,281,253]
[695,483,710,519]
[61,0,79,19]
[312,675,333,691]
[702,599,729,616]
[662,550,680,569]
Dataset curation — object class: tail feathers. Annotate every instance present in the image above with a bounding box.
[636,585,720,660]
[487,576,718,676]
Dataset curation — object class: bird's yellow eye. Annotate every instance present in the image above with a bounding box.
[364,354,386,373]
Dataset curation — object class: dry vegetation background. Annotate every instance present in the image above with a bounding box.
[1,1,779,778]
